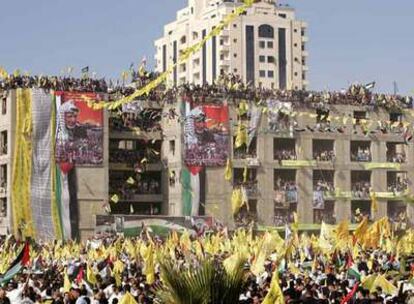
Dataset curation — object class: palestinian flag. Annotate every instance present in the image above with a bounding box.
[347,262,361,281]
[340,282,359,304]
[0,241,30,284]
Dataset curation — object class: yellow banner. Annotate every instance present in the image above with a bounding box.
[364,163,401,170]
[11,88,35,237]
[281,160,316,167]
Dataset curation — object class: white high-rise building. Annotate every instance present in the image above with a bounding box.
[154,0,309,90]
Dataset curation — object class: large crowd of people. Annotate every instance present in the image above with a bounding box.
[0,216,413,303]
[2,72,413,112]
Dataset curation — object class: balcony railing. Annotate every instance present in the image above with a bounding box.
[351,152,372,162]
[387,153,406,163]
[274,189,298,204]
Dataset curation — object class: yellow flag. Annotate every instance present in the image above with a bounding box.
[262,272,284,304]
[353,217,369,243]
[113,269,122,287]
[370,192,378,214]
[231,188,243,215]
[0,67,8,79]
[335,220,349,240]
[224,158,233,181]
[238,99,249,116]
[111,194,119,204]
[113,260,125,274]
[119,292,138,304]
[86,264,97,286]
[143,243,155,285]
[127,177,135,185]
[319,222,336,252]
[64,271,71,293]
[243,166,248,183]
[234,121,247,148]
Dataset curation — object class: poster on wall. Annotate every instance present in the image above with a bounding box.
[55,92,104,166]
[184,104,230,167]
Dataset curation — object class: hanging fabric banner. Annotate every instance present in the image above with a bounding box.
[247,102,262,148]
[184,104,230,167]
[281,160,316,167]
[11,88,34,238]
[30,89,57,240]
[55,92,104,166]
[363,163,401,170]
[181,168,193,216]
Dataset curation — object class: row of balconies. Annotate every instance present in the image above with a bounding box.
[233,138,408,164]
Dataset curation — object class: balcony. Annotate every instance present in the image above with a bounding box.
[350,141,372,162]
[387,142,406,163]
[313,139,335,162]
[387,172,409,194]
[351,184,371,200]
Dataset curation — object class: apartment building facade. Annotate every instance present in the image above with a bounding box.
[1,90,413,238]
[154,0,309,90]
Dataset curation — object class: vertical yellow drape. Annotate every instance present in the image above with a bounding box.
[11,88,34,238]
[50,93,63,239]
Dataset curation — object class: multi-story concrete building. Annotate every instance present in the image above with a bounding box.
[1,89,413,239]
[0,91,15,235]
[159,96,414,229]
[154,0,309,90]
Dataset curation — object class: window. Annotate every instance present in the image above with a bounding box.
[301,28,306,36]
[259,41,265,48]
[259,70,266,77]
[353,111,366,125]
[233,38,237,43]
[220,39,224,46]
[268,70,274,78]
[259,56,266,63]
[0,164,6,190]
[301,44,305,51]
[278,13,287,18]
[180,36,186,44]
[233,24,237,28]
[294,43,298,47]
[258,24,274,38]
[294,29,298,33]
[1,98,6,115]
[390,112,403,123]
[169,140,175,155]
[294,72,298,76]
[268,56,275,63]
[267,41,274,48]
[233,53,237,58]
[169,170,176,187]
[0,131,6,155]
[302,72,306,80]
[233,68,238,73]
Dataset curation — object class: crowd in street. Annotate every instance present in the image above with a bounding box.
[0,217,414,303]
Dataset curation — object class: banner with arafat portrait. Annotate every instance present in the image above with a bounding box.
[55,92,104,166]
[184,103,230,167]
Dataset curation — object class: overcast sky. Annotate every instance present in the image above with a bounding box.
[0,0,412,94]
